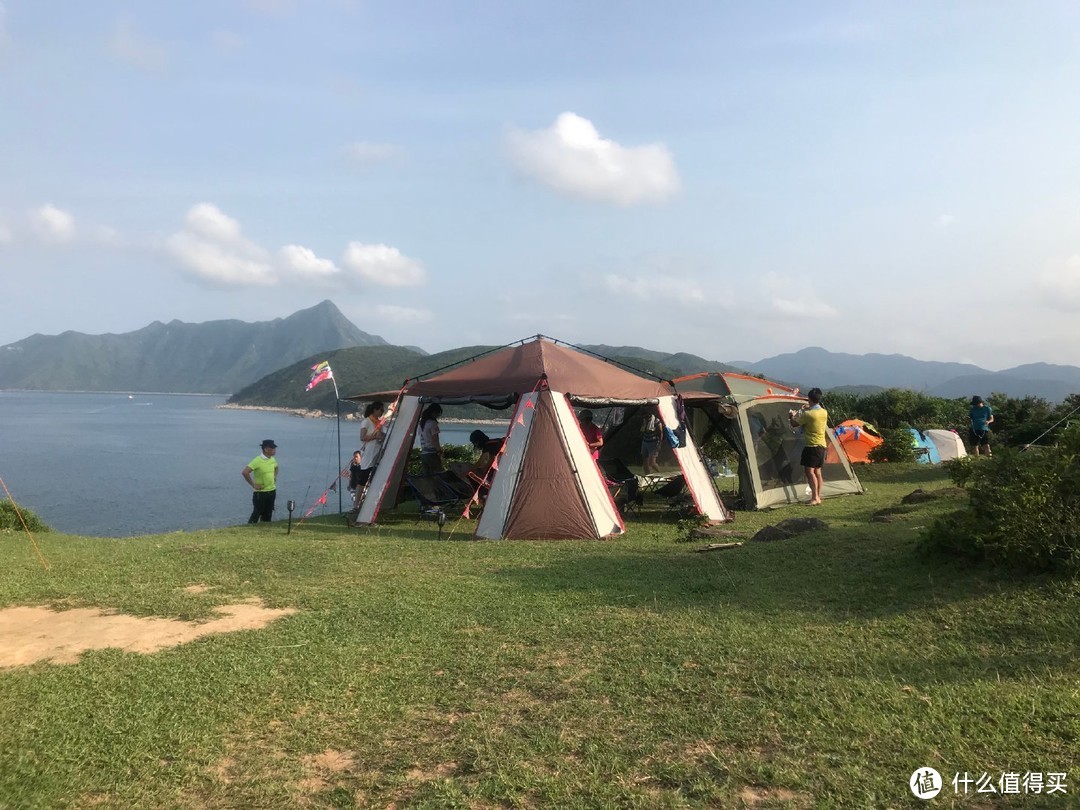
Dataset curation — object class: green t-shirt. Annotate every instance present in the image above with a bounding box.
[248,455,278,492]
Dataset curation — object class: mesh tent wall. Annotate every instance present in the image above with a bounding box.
[674,373,863,509]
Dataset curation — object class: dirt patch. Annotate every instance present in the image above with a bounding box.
[181,584,214,594]
[740,786,809,807]
[0,598,297,668]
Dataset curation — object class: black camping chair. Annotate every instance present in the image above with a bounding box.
[599,458,643,516]
[404,471,474,520]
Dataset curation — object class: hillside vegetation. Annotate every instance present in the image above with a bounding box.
[0,301,384,394]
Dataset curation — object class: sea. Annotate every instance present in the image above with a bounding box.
[0,391,505,538]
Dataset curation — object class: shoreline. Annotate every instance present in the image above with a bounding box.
[217,403,510,425]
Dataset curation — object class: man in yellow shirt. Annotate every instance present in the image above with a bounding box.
[242,439,279,523]
[790,388,827,505]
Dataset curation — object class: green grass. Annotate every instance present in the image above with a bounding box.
[1,464,1077,808]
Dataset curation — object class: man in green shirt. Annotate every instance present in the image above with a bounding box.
[790,388,828,506]
[242,439,279,523]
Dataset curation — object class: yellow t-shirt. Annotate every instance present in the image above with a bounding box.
[247,455,278,491]
[798,406,828,448]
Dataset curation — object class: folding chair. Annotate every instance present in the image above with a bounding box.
[404,472,469,521]
[599,459,643,516]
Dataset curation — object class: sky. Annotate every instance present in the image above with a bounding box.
[2,1,1080,370]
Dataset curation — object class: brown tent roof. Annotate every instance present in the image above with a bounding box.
[378,338,670,403]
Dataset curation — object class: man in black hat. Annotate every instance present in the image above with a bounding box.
[968,395,994,457]
[242,439,279,523]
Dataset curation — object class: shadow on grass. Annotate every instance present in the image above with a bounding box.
[483,521,1051,626]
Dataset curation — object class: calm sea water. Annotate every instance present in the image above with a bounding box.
[0,392,501,537]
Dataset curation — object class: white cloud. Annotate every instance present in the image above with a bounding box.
[31,204,75,243]
[0,220,11,244]
[278,244,340,282]
[506,112,681,207]
[167,203,274,287]
[936,214,955,228]
[167,203,419,293]
[342,242,427,287]
[108,17,167,72]
[92,225,124,247]
[344,141,402,167]
[762,273,838,319]
[375,304,433,324]
[1038,254,1080,311]
[601,273,706,305]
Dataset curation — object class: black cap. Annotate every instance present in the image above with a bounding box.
[261,439,277,449]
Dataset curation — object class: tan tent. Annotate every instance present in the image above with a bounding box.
[348,337,731,539]
[673,372,864,509]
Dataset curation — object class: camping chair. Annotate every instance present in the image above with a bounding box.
[404,472,473,521]
[599,458,643,517]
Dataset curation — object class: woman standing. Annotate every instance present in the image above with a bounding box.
[418,404,444,474]
[356,401,386,491]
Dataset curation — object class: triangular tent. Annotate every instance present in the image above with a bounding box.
[833,419,884,464]
[348,338,731,539]
[673,372,864,509]
[923,428,967,462]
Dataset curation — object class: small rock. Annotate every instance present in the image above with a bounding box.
[901,487,966,505]
[750,525,793,543]
[774,517,829,535]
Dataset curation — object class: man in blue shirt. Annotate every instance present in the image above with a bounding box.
[969,396,994,457]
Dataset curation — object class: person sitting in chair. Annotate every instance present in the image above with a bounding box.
[469,430,504,478]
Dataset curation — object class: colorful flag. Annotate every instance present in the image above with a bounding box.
[306,361,333,391]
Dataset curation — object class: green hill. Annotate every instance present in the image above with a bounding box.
[0,300,384,394]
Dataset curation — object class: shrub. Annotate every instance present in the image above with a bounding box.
[868,428,918,464]
[942,455,977,487]
[921,425,1080,573]
[0,501,51,532]
[406,442,481,475]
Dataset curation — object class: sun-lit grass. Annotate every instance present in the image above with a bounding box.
[1,464,1077,808]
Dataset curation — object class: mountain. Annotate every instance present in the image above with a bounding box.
[583,345,745,376]
[228,344,501,415]
[737,347,1080,402]
[0,300,386,394]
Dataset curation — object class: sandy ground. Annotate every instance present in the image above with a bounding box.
[0,588,296,668]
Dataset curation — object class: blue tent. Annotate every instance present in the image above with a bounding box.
[908,429,942,464]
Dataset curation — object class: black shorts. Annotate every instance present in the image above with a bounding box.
[800,445,826,469]
[969,429,991,447]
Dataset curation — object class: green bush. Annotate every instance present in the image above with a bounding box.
[942,455,977,487]
[867,428,917,463]
[0,501,51,532]
[406,442,480,475]
[921,425,1080,573]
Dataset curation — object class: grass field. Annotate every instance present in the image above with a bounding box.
[1,464,1077,808]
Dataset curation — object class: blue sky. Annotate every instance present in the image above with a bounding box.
[2,1,1079,369]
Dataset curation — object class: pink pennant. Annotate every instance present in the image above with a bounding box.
[525,399,535,409]
[463,506,471,519]
[491,457,499,471]
[516,414,525,425]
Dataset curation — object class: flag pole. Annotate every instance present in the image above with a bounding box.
[331,373,342,514]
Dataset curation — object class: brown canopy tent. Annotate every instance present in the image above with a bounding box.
[347,337,731,539]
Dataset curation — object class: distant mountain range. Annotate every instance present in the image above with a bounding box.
[732,347,1080,402]
[0,301,386,394]
[1,305,1077,402]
